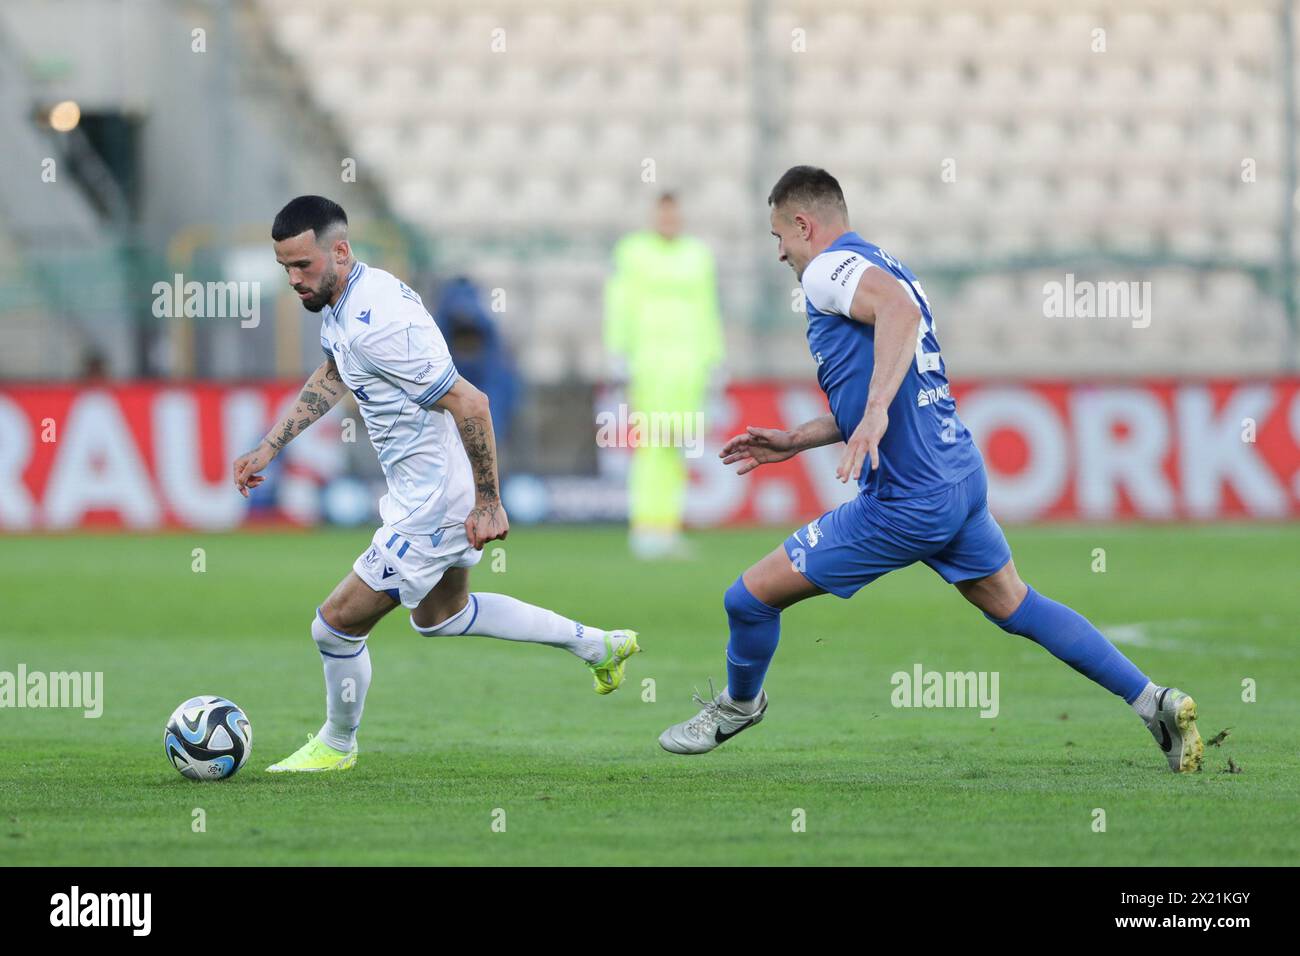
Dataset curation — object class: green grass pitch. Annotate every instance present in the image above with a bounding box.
[2,524,1296,866]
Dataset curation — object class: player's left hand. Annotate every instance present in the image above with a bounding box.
[465,501,509,549]
[837,405,887,482]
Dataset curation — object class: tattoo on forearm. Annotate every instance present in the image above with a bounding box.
[268,419,295,450]
[300,364,343,416]
[298,386,334,419]
[265,364,341,450]
[318,369,342,399]
[459,416,499,502]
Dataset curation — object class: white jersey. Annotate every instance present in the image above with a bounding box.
[319,261,474,535]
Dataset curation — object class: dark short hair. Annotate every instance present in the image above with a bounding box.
[767,166,847,217]
[657,191,678,204]
[272,195,348,242]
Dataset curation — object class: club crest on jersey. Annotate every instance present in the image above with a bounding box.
[805,519,822,548]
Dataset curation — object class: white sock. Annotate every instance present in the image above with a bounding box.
[1131,681,1159,722]
[312,610,370,752]
[412,593,608,663]
[722,688,761,714]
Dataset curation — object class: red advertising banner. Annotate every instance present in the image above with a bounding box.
[2,379,1299,531]
[0,382,348,531]
[691,379,1300,525]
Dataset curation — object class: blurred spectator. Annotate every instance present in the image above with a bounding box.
[81,351,109,381]
[604,192,723,559]
[433,276,522,453]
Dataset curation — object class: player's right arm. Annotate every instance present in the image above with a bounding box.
[351,299,510,550]
[434,376,509,549]
[232,355,345,497]
[720,415,842,475]
[801,249,924,481]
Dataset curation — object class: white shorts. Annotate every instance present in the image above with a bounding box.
[352,522,483,608]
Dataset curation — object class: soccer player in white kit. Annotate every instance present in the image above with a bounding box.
[233,196,640,773]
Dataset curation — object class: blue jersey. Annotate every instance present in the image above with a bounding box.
[800,232,983,499]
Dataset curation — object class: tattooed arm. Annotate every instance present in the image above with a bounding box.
[232,356,345,497]
[435,376,509,549]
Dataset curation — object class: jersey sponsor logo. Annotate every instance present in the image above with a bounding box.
[917,383,951,407]
[830,256,858,284]
[814,351,825,366]
[413,361,435,383]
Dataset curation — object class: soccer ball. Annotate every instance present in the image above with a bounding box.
[163,695,252,781]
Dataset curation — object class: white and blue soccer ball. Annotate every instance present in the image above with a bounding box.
[163,695,252,781]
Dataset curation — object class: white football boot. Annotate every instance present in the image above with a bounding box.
[1144,686,1204,773]
[658,681,768,755]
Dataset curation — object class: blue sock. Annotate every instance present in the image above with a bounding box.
[724,577,781,701]
[986,586,1149,703]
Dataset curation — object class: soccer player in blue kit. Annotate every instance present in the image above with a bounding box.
[658,167,1203,772]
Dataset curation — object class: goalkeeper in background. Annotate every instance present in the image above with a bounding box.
[604,192,724,559]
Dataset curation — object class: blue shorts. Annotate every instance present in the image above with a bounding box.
[783,466,1011,599]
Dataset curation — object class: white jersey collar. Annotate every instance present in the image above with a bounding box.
[326,260,367,320]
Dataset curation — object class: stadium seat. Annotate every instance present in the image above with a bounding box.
[243,0,1295,380]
